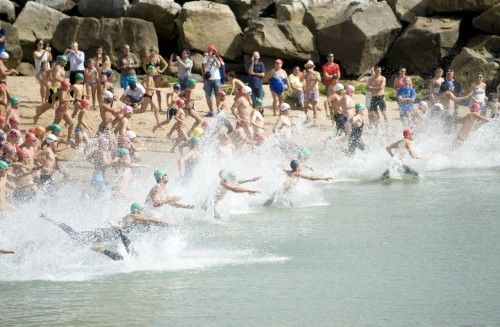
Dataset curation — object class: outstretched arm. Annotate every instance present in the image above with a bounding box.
[222,181,260,195]
[237,176,261,184]
[297,173,332,181]
[405,142,421,159]
[0,248,14,254]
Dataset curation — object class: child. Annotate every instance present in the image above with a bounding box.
[74,99,93,148]
[167,98,189,153]
[39,61,51,103]
[165,83,181,123]
[84,59,99,109]
[70,73,86,119]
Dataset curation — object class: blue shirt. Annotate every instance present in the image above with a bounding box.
[66,50,85,71]
[248,61,265,90]
[397,86,416,111]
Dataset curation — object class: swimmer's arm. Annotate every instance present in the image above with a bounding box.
[230,102,239,119]
[0,248,14,254]
[386,142,397,157]
[81,119,93,133]
[298,173,333,181]
[133,214,171,227]
[273,118,282,133]
[221,181,260,194]
[166,199,195,209]
[237,176,261,184]
[475,113,490,123]
[405,143,421,159]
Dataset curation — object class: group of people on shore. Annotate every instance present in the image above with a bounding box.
[0,39,498,257]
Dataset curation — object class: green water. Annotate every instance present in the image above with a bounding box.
[1,169,499,326]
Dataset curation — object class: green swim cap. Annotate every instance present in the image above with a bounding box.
[190,136,201,146]
[75,73,84,81]
[355,103,365,111]
[224,170,237,182]
[49,123,62,134]
[154,169,166,182]
[130,202,145,214]
[9,96,20,105]
[254,97,263,106]
[187,78,197,87]
[116,147,130,158]
[147,65,156,72]
[298,147,310,160]
[0,160,9,170]
[56,55,67,62]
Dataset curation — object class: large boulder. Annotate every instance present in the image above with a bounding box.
[276,0,334,23]
[472,4,500,34]
[176,1,243,60]
[78,0,130,18]
[1,21,22,68]
[242,18,317,61]
[386,0,429,22]
[52,17,158,65]
[31,0,76,12]
[317,1,402,75]
[0,0,15,22]
[212,0,274,27]
[15,62,36,76]
[303,0,370,32]
[14,2,68,62]
[125,0,180,42]
[386,17,461,73]
[428,0,499,13]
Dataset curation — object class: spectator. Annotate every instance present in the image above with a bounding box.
[64,42,85,85]
[119,44,140,90]
[322,53,340,96]
[202,44,222,117]
[287,66,304,110]
[267,59,288,116]
[33,39,52,84]
[396,76,417,126]
[170,49,193,91]
[120,81,145,109]
[247,51,265,105]
[393,67,408,91]
[143,46,168,110]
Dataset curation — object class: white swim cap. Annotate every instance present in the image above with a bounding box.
[126,130,137,139]
[46,133,58,143]
[333,83,344,92]
[433,103,444,110]
[0,51,9,60]
[280,103,290,111]
[243,85,252,95]
[103,90,114,99]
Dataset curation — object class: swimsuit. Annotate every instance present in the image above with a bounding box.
[348,121,365,155]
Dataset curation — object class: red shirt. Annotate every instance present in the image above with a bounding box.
[322,63,340,86]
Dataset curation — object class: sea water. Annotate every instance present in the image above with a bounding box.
[0,117,499,326]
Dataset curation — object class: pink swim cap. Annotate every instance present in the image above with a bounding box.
[346,84,355,94]
[201,120,210,128]
[403,128,414,139]
[26,132,38,142]
[470,102,480,112]
[118,136,131,146]
[80,98,90,108]
[418,101,428,112]
[176,98,185,108]
[8,116,19,124]
[122,105,133,115]
[254,132,265,144]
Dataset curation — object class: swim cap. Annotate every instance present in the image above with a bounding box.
[254,132,265,144]
[34,126,46,138]
[280,103,290,111]
[130,202,145,214]
[441,81,453,91]
[187,78,197,87]
[75,73,84,81]
[26,132,38,142]
[176,98,185,108]
[224,170,237,181]
[201,120,210,128]
[2,143,15,153]
[254,97,264,106]
[355,103,365,111]
[126,130,137,140]
[154,169,166,182]
[147,65,156,73]
[116,147,130,158]
[0,116,5,124]
[80,98,90,108]
[0,160,9,170]
[49,123,62,134]
[122,105,134,115]
[9,128,21,137]
[298,147,310,160]
[433,103,444,111]
[16,148,29,160]
[192,127,204,137]
[242,86,252,95]
[217,90,226,98]
[218,133,229,141]
[403,128,414,139]
[61,79,70,90]
[418,101,428,112]
[190,136,201,146]
[9,96,20,105]
[346,84,355,94]
[0,132,5,141]
[471,102,481,112]
[56,55,67,62]
[118,136,131,146]
[173,83,180,90]
[0,51,9,60]
[103,90,114,99]
[9,116,19,124]
[333,83,344,92]
[290,160,299,171]
[45,133,58,143]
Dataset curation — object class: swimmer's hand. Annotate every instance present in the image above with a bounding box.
[107,220,123,231]
[323,177,333,181]
[251,176,261,182]
[247,190,260,195]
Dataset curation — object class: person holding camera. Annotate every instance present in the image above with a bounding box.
[202,44,222,117]
[247,51,265,105]
[64,42,85,86]
[33,39,53,84]
[170,49,193,91]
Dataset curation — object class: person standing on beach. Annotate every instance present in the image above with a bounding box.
[268,59,287,116]
[64,42,85,86]
[367,66,387,128]
[202,44,222,117]
[247,51,265,105]
[322,53,340,96]
[170,49,193,91]
[33,39,52,85]
[119,44,140,90]
[396,77,416,126]
[303,60,321,124]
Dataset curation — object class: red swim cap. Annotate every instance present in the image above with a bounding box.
[403,128,413,139]
[16,147,29,159]
[0,116,6,124]
[176,98,185,108]
[470,102,480,112]
[26,132,38,142]
[80,98,90,108]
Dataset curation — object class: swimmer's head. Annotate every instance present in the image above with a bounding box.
[45,133,58,144]
[16,148,29,161]
[130,202,145,214]
[154,169,167,183]
[49,123,62,135]
[9,96,20,106]
[0,116,5,124]
[192,127,204,137]
[333,83,344,93]
[433,103,444,111]
[470,102,481,113]
[8,128,21,139]
[8,116,19,126]
[242,85,252,96]
[190,136,201,147]
[280,103,290,112]
[290,160,300,172]
[418,101,428,113]
[441,81,454,91]
[217,90,226,99]
[122,105,134,115]
[346,84,355,95]
[126,130,137,140]
[80,98,90,109]
[173,83,180,90]
[103,91,114,101]
[254,97,264,107]
[25,132,38,143]
[224,170,237,182]
[201,120,210,128]
[403,128,414,140]
[116,147,130,158]
[34,126,46,138]
[176,98,185,108]
[0,160,9,170]
[118,136,131,147]
[355,103,365,112]
[147,65,156,74]
[56,55,67,63]
[61,79,71,90]
[254,132,265,145]
[187,78,197,88]
[75,73,84,81]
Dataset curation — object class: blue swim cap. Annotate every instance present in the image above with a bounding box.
[441,81,454,91]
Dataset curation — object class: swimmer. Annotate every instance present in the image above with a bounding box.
[382,128,421,179]
[0,160,14,211]
[231,85,255,142]
[145,169,195,209]
[164,83,181,123]
[86,136,111,192]
[454,102,490,146]
[70,73,86,119]
[167,98,189,153]
[273,103,292,135]
[348,103,366,155]
[264,160,332,207]
[0,248,14,254]
[178,136,201,178]
[74,98,93,148]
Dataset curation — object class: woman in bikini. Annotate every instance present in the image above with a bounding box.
[143,47,168,111]
[429,68,444,104]
[93,47,112,105]
[84,59,99,110]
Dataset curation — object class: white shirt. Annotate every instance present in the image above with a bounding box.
[124,84,145,100]
[202,56,221,81]
[66,50,85,71]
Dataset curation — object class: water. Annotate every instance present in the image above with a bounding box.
[1,117,500,326]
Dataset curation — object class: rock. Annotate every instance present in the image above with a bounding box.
[386,17,461,73]
[125,0,181,42]
[14,2,68,62]
[276,0,307,23]
[52,17,158,65]
[242,18,317,61]
[212,0,275,27]
[450,47,499,91]
[472,4,500,34]
[15,62,36,76]
[317,1,402,75]
[303,0,370,32]
[1,21,22,68]
[176,1,243,60]
[78,0,130,18]
[190,52,204,74]
[0,0,15,22]
[32,0,76,12]
[386,0,429,22]
[428,0,500,13]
